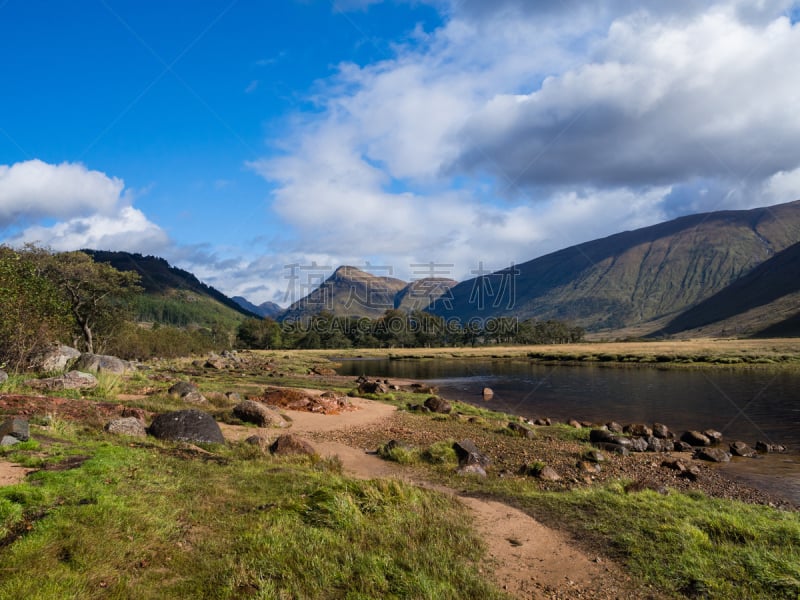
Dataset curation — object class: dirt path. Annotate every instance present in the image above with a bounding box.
[0,461,32,486]
[222,396,642,599]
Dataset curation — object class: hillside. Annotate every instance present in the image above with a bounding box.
[657,241,800,338]
[84,250,259,328]
[279,266,458,321]
[430,200,800,332]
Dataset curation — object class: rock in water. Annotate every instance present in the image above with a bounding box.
[482,387,494,400]
[148,410,224,444]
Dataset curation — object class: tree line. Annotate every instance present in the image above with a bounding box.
[237,310,584,350]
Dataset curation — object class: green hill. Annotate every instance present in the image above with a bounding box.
[430,200,800,332]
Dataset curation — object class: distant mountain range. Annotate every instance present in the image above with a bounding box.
[84,199,800,338]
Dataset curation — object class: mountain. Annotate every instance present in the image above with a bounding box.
[429,200,800,332]
[232,296,284,320]
[84,250,259,327]
[279,266,456,321]
[656,241,800,338]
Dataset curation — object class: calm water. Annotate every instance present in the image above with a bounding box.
[336,358,800,503]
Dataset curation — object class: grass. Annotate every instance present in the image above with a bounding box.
[0,429,505,599]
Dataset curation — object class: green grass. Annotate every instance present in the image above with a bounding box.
[0,432,505,599]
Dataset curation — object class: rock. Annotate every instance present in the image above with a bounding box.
[537,466,562,481]
[681,430,711,447]
[1,436,20,446]
[0,417,29,442]
[244,434,270,453]
[453,439,490,468]
[567,419,582,429]
[578,461,602,474]
[182,391,208,405]
[661,458,689,473]
[424,396,452,414]
[0,370,7,384]
[104,417,146,437]
[269,434,316,457]
[703,429,724,444]
[310,366,336,376]
[729,441,756,458]
[33,344,81,372]
[673,441,694,452]
[456,463,487,477]
[755,441,787,453]
[482,387,494,400]
[407,403,431,413]
[73,353,131,374]
[694,447,731,463]
[409,383,438,394]
[26,370,98,391]
[205,354,227,370]
[628,437,648,453]
[233,400,289,428]
[589,429,617,444]
[583,449,606,463]
[645,436,668,453]
[168,381,199,397]
[507,422,535,439]
[533,418,551,426]
[358,381,388,395]
[652,423,672,439]
[624,423,653,437]
[148,410,225,444]
[606,421,623,433]
[225,392,242,402]
[593,442,631,456]
[121,407,147,420]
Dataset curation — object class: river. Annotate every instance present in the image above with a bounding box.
[336,358,800,504]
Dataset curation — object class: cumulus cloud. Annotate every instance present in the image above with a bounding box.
[0,160,123,225]
[1,159,169,255]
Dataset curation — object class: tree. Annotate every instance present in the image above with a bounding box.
[0,246,70,370]
[40,251,142,354]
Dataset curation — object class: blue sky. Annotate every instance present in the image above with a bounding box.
[2,0,800,305]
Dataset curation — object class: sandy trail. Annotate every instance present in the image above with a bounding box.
[0,461,32,486]
[222,395,637,599]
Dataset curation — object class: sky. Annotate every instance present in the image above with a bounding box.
[1,0,800,307]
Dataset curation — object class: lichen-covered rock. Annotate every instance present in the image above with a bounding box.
[73,353,131,374]
[26,371,98,391]
[104,417,146,437]
[33,344,81,372]
[148,410,224,444]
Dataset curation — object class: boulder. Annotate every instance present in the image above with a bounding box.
[168,381,199,397]
[409,383,438,394]
[673,441,694,452]
[628,437,649,453]
[693,447,731,463]
[482,387,494,400]
[593,442,631,456]
[589,429,618,444]
[729,441,756,458]
[244,434,270,453]
[453,439,490,468]
[269,434,316,457]
[703,429,724,444]
[358,381,388,395]
[681,430,711,447]
[652,423,672,439]
[148,410,225,444]
[73,353,131,374]
[456,463,487,477]
[34,345,81,372]
[104,417,146,437]
[310,366,336,376]
[1,436,20,447]
[507,422,535,439]
[424,396,452,414]
[533,418,551,426]
[624,423,653,437]
[0,370,8,384]
[567,419,582,429]
[755,441,787,454]
[233,400,289,428]
[26,370,98,391]
[182,391,208,405]
[0,418,29,442]
[205,355,227,370]
[537,466,562,481]
[645,436,669,453]
[605,421,624,433]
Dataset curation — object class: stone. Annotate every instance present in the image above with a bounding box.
[73,353,131,374]
[456,463,487,477]
[233,400,289,428]
[589,429,617,444]
[593,442,631,456]
[624,423,653,437]
[310,366,336,376]
[661,458,689,473]
[182,391,208,405]
[244,434,270,453]
[703,429,724,444]
[269,434,316,457]
[205,354,227,370]
[567,419,582,429]
[533,418,551,426]
[605,421,623,433]
[0,370,7,384]
[583,449,606,463]
[26,370,98,391]
[148,410,225,444]
[168,381,199,397]
[104,417,146,437]
[453,439,490,468]
[694,447,731,463]
[507,422,535,439]
[358,381,388,395]
[409,383,438,394]
[755,441,787,454]
[652,423,672,439]
[34,345,81,372]
[482,387,494,400]
[645,436,668,453]
[537,466,562,481]
[628,437,648,453]
[424,396,452,414]
[0,417,29,442]
[729,441,756,458]
[673,441,694,452]
[681,430,711,447]
[1,436,20,446]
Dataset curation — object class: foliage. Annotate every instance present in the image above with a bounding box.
[0,246,71,371]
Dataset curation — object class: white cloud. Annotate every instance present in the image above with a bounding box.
[0,159,123,225]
